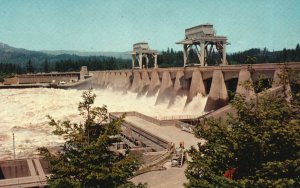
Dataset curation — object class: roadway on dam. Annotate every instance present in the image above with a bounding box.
[124,116,203,149]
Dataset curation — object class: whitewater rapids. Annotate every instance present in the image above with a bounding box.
[0,88,207,160]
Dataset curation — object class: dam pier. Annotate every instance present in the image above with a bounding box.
[92,62,300,115]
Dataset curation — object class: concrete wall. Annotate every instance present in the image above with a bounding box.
[18,75,79,84]
[3,73,80,85]
[0,158,48,187]
[91,63,300,113]
[3,77,18,85]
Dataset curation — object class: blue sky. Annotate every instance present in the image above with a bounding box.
[0,0,299,53]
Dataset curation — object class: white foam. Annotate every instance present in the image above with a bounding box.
[0,87,207,159]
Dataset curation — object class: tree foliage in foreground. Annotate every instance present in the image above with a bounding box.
[39,89,146,188]
[185,70,300,187]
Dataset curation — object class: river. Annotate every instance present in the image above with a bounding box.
[0,87,206,159]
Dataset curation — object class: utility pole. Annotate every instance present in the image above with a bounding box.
[13,133,16,159]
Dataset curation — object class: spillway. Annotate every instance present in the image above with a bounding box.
[0,87,206,160]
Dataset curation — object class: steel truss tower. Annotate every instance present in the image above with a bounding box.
[129,42,160,69]
[176,23,228,67]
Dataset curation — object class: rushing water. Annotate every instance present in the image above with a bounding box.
[0,88,207,160]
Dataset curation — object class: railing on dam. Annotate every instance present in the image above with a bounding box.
[110,111,205,124]
[109,112,172,151]
[110,111,162,125]
[91,62,300,73]
[153,114,206,121]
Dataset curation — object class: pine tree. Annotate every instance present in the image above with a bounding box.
[39,89,146,188]
[185,69,300,187]
[26,59,34,73]
[44,58,49,73]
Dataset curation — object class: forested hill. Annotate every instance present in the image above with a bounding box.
[1,42,300,76]
[157,44,300,67]
[0,42,130,67]
[228,45,300,64]
[0,42,132,79]
[0,42,48,64]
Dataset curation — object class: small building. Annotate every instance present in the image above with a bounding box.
[185,23,215,39]
[80,66,88,80]
[129,42,160,69]
[133,42,150,51]
[176,23,228,67]
[3,66,89,85]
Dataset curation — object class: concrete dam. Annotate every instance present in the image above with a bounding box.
[91,62,300,115]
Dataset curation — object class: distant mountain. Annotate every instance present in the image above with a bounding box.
[0,42,49,65]
[42,50,131,59]
[0,42,131,67]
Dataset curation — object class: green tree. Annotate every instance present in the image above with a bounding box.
[245,56,257,65]
[26,59,34,73]
[185,70,300,187]
[39,89,146,188]
[44,58,49,73]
